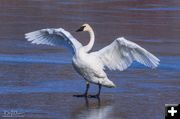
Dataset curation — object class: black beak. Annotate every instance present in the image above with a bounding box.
[76,26,85,32]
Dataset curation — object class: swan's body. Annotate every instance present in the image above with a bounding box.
[72,48,115,88]
[25,24,160,97]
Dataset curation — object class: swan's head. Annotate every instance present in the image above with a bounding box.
[76,24,91,32]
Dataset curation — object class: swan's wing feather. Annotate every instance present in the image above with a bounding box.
[93,37,160,71]
[25,28,82,53]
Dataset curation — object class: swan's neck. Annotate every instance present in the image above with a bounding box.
[84,28,95,52]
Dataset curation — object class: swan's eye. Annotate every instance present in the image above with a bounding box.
[76,26,86,32]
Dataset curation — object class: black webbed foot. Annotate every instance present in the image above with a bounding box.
[88,94,100,98]
[73,94,88,97]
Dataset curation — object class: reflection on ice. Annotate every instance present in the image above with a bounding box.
[74,97,115,119]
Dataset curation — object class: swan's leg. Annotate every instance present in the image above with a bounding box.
[84,82,90,96]
[97,84,102,96]
[73,82,89,97]
[88,84,101,98]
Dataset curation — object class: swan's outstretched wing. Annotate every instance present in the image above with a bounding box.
[25,28,82,53]
[93,37,160,71]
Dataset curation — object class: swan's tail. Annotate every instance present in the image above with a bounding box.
[101,78,116,88]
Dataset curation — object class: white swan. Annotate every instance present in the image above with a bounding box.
[25,24,160,97]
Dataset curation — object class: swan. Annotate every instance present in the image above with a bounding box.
[25,24,160,98]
